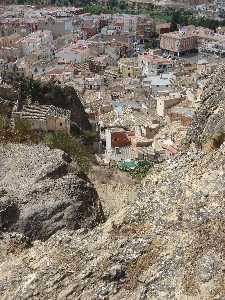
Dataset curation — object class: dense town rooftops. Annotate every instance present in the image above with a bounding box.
[21,30,52,44]
[119,57,139,66]
[170,106,194,117]
[99,106,160,128]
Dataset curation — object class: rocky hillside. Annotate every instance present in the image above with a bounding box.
[186,64,225,148]
[1,146,225,299]
[1,66,225,298]
[0,144,104,241]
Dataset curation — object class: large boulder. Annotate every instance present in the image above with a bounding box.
[0,144,103,241]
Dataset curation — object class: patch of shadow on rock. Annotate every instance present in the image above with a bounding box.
[0,198,20,231]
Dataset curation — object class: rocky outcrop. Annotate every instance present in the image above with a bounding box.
[1,146,225,299]
[186,64,225,147]
[35,83,91,131]
[0,144,103,241]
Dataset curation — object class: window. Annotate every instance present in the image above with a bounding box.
[60,122,62,126]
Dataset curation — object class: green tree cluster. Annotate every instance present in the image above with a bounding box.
[170,10,225,31]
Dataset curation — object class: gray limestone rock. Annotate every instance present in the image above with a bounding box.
[186,64,225,147]
[0,144,104,241]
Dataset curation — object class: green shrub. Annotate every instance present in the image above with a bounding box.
[14,118,31,135]
[0,115,6,130]
[83,130,97,143]
[43,132,91,174]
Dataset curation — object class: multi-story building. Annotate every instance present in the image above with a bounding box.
[0,33,22,48]
[160,26,225,55]
[0,33,22,61]
[160,31,198,55]
[138,50,173,77]
[112,15,138,33]
[0,17,45,37]
[44,17,74,38]
[55,41,91,64]
[136,17,154,41]
[21,30,53,56]
[84,75,104,90]
[118,58,141,78]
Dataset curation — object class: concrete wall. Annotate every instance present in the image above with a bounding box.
[13,113,48,132]
[47,116,70,135]
[30,118,47,132]
[13,113,70,135]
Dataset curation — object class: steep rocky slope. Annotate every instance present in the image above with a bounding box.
[0,144,103,241]
[2,147,225,299]
[186,64,225,147]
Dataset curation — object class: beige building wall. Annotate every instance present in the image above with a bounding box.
[157,96,182,117]
[29,119,47,131]
[55,116,70,135]
[47,116,70,135]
